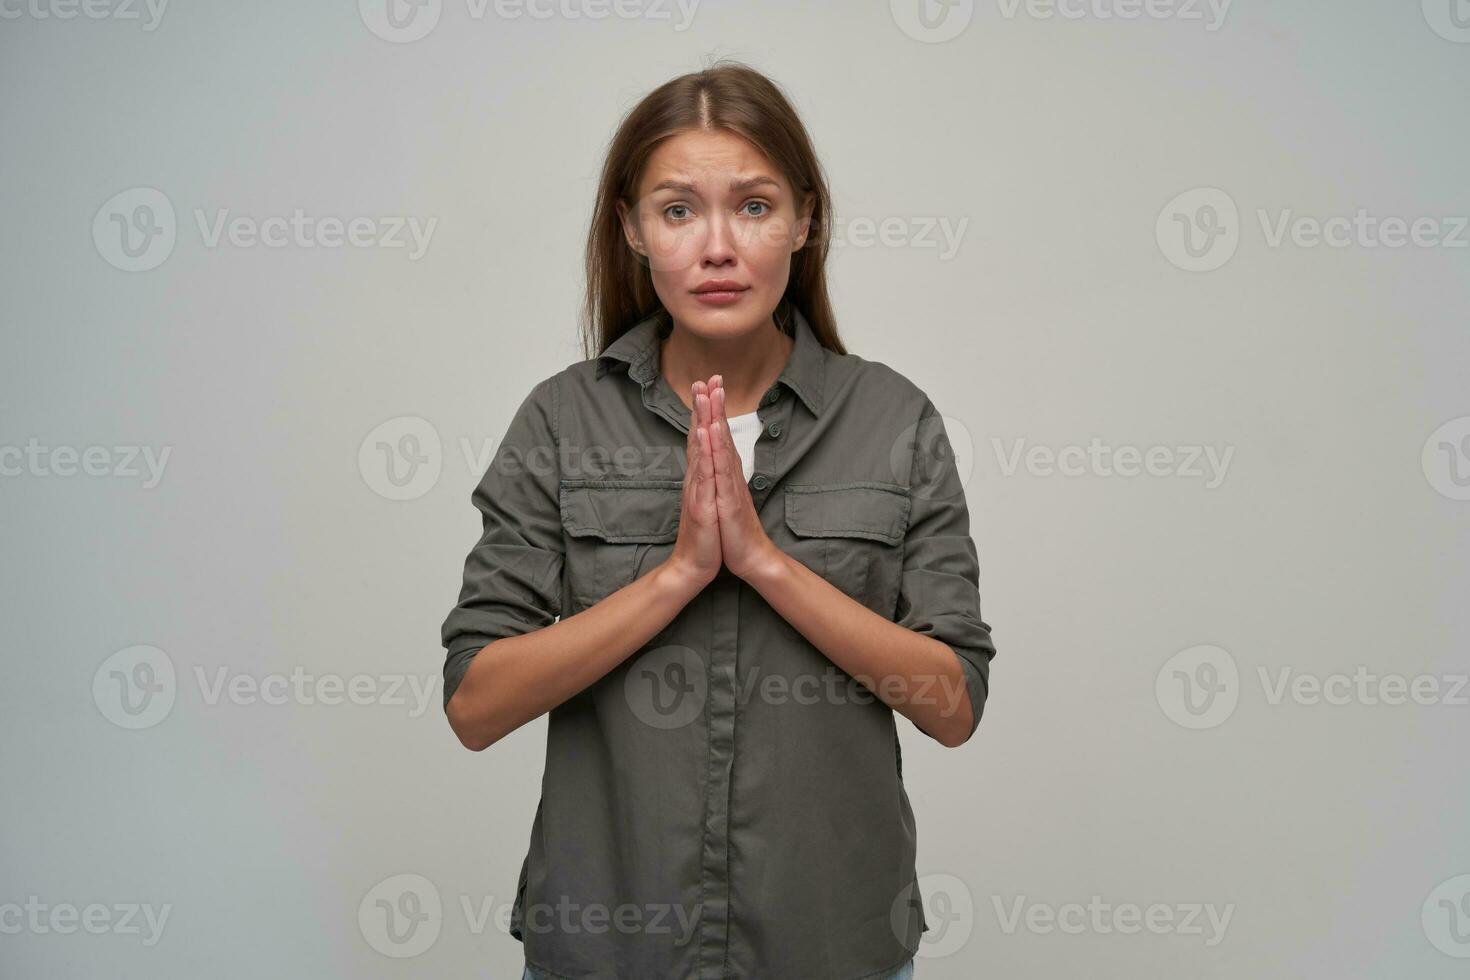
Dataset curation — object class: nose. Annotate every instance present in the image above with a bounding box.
[700,210,737,267]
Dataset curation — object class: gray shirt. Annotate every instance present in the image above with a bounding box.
[441,306,997,979]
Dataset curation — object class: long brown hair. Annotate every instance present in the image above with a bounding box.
[581,58,846,359]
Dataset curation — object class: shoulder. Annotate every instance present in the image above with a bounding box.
[515,355,630,432]
[499,367,570,440]
[553,357,605,391]
[826,348,938,419]
[521,344,621,396]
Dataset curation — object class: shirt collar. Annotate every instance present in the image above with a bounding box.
[595,305,827,417]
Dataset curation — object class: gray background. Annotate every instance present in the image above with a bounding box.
[3,0,1469,977]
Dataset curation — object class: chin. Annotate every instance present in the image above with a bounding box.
[674,303,770,337]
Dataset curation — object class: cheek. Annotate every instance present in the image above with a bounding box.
[739,238,793,292]
[644,225,703,275]
[739,214,796,254]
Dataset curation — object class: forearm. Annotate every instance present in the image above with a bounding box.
[447,560,704,751]
[742,548,974,747]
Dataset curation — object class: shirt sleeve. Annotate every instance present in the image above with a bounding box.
[440,375,565,710]
[894,397,997,743]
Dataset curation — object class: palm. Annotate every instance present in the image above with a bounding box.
[704,381,769,579]
[672,382,724,587]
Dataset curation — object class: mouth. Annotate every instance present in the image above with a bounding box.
[692,282,749,304]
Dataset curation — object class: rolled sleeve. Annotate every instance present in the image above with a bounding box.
[894,398,997,742]
[440,375,565,709]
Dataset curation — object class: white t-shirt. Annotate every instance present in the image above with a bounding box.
[725,410,761,484]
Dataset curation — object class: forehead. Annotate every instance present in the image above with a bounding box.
[637,129,788,197]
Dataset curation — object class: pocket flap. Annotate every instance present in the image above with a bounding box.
[560,479,682,543]
[784,482,910,544]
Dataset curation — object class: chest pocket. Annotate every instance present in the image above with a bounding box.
[560,479,682,612]
[783,481,911,617]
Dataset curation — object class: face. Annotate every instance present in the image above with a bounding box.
[617,128,814,340]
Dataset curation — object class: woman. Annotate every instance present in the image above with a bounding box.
[441,61,996,980]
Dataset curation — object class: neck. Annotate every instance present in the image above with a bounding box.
[660,316,793,416]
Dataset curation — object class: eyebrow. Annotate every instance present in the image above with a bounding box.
[647,175,781,195]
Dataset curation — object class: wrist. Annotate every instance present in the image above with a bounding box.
[736,542,791,593]
[652,557,713,604]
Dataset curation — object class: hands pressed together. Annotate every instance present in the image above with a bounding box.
[669,376,781,592]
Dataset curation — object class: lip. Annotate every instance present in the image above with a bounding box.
[692,281,749,305]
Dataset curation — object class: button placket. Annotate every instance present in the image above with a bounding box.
[748,387,790,511]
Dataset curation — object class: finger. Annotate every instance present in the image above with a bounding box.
[695,392,717,506]
[687,384,701,453]
[710,382,752,506]
[695,423,717,515]
[707,386,738,503]
[694,382,717,497]
[686,384,704,479]
[683,389,697,492]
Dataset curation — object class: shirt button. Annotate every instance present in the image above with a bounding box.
[751,475,769,491]
[767,421,782,438]
[764,387,780,405]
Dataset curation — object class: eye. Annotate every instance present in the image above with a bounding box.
[664,204,693,221]
[742,200,771,218]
